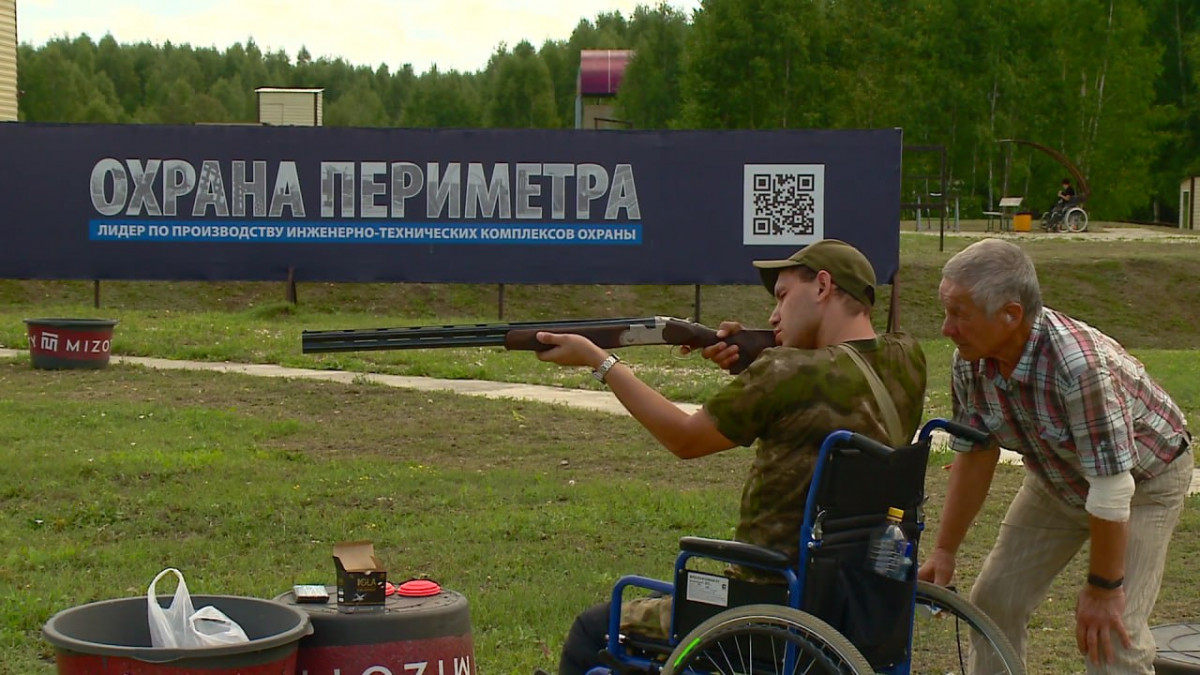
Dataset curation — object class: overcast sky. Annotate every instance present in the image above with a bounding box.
[16,0,702,75]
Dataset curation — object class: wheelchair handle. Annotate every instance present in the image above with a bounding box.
[944,420,991,445]
[835,432,893,459]
[919,418,992,446]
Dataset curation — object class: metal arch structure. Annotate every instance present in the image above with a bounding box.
[997,138,1091,203]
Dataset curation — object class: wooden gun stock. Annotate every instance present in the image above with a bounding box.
[662,322,777,375]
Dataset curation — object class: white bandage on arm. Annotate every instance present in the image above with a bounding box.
[1084,471,1135,521]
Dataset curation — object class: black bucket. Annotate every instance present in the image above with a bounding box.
[24,318,119,370]
[43,595,313,674]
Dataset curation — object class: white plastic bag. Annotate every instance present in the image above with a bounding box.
[147,568,250,648]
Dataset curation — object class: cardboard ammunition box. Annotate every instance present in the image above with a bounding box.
[333,540,387,611]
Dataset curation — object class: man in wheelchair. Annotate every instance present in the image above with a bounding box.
[1041,178,1077,230]
[531,240,928,674]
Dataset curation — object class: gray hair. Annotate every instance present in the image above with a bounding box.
[942,239,1043,320]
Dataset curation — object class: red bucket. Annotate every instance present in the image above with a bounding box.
[43,595,313,674]
[24,318,118,370]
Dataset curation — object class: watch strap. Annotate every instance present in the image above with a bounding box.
[593,354,621,384]
[1087,573,1124,590]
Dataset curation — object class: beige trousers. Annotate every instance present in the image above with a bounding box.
[969,449,1193,674]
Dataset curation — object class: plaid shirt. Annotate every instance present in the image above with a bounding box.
[949,308,1188,507]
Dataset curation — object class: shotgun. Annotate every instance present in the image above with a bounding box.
[301,316,778,374]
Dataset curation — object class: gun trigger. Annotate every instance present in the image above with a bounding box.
[669,345,692,361]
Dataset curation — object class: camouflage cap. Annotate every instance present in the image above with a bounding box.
[752,239,877,307]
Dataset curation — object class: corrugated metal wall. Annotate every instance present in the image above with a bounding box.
[0,0,17,121]
[257,90,322,126]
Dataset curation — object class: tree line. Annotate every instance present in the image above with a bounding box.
[15,0,1200,223]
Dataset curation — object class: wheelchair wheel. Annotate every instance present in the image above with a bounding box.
[910,581,1025,675]
[1064,207,1088,232]
[1040,211,1064,232]
[662,604,873,675]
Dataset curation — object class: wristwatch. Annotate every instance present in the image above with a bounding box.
[592,354,621,384]
[1086,573,1124,590]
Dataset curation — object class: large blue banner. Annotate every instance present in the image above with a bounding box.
[0,123,902,285]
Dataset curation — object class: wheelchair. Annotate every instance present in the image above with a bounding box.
[1041,200,1089,233]
[588,419,1025,675]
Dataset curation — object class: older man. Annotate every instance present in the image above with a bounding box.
[920,238,1192,673]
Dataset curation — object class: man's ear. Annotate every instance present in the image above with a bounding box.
[814,270,834,298]
[1003,302,1024,326]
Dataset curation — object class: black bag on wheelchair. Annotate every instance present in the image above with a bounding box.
[801,437,930,669]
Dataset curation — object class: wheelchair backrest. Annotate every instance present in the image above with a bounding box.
[809,436,931,529]
[800,437,932,668]
[669,436,933,669]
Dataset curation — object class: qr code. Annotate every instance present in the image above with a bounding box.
[744,164,824,246]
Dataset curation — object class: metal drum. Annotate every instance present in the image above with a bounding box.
[275,582,475,675]
[1154,623,1200,675]
[24,318,118,369]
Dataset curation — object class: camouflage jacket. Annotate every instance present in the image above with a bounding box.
[703,333,927,580]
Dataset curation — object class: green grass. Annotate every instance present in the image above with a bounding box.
[0,229,1197,673]
[0,365,747,673]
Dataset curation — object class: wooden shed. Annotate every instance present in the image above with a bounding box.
[0,0,17,121]
[1180,177,1199,230]
[255,87,323,126]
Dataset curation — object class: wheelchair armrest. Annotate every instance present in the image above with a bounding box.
[679,536,790,568]
[604,575,676,669]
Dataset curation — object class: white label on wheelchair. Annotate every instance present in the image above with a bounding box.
[684,572,730,607]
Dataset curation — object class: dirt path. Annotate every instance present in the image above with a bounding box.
[907,221,1200,243]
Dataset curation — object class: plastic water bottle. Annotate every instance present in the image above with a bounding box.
[867,507,912,581]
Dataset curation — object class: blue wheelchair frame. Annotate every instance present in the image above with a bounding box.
[590,418,988,675]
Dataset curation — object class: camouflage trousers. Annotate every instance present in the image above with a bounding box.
[619,595,673,640]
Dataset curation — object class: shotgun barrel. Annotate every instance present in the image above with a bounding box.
[300,317,654,353]
[301,316,777,374]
